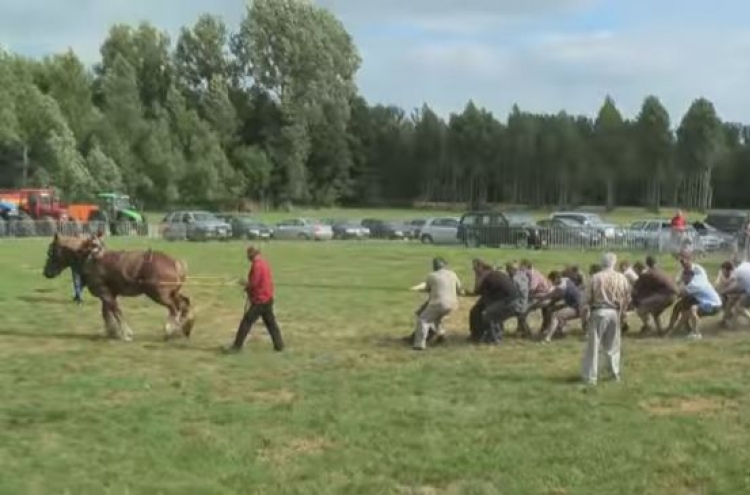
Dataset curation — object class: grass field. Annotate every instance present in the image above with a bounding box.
[1,235,749,494]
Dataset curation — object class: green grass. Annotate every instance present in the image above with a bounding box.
[1,236,749,494]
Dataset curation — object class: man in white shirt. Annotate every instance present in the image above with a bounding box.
[719,261,750,327]
[409,257,463,350]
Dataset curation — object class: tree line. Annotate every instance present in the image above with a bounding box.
[0,0,747,212]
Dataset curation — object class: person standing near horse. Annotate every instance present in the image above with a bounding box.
[71,230,105,304]
[226,245,284,353]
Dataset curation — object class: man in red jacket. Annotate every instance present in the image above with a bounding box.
[225,245,284,353]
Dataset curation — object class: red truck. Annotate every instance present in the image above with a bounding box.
[0,188,69,221]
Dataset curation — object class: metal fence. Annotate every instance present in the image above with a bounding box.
[0,220,742,256]
[456,224,739,255]
[0,219,153,239]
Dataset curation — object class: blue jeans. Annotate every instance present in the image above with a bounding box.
[72,270,83,301]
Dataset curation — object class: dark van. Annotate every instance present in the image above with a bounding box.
[457,210,543,249]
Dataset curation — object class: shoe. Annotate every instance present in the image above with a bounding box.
[687,332,703,340]
[221,345,242,354]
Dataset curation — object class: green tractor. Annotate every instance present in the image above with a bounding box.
[88,193,146,236]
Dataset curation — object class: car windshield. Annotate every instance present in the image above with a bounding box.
[581,214,604,225]
[557,218,582,227]
[505,212,535,224]
[193,212,218,222]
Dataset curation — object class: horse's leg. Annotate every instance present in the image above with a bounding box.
[100,297,120,339]
[163,304,179,340]
[112,298,133,342]
[143,288,179,340]
[176,293,195,338]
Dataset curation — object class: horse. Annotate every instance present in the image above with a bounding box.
[42,233,195,341]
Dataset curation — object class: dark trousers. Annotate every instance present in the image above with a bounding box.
[469,298,488,341]
[482,299,524,343]
[233,299,284,351]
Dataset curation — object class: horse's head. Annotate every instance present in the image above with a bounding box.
[43,233,85,279]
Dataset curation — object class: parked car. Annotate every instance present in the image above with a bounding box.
[405,219,428,239]
[273,218,333,241]
[161,210,232,241]
[332,220,371,240]
[627,219,702,252]
[692,221,736,251]
[550,211,620,241]
[536,217,601,248]
[704,210,748,235]
[704,210,748,248]
[216,214,273,240]
[361,219,410,240]
[418,217,461,244]
[457,210,543,248]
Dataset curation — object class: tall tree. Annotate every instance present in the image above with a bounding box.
[233,0,361,204]
[174,14,233,101]
[676,98,725,211]
[634,96,673,211]
[593,96,628,211]
[97,23,173,114]
[411,104,447,202]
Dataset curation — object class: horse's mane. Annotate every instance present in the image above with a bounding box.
[55,235,87,251]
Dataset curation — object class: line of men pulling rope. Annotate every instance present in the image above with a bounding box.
[408,250,750,385]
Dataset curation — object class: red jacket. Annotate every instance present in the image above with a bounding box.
[246,256,274,304]
[671,214,686,231]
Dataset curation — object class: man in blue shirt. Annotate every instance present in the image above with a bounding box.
[666,261,722,340]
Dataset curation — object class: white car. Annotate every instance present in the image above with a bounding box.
[418,217,461,244]
[273,218,334,241]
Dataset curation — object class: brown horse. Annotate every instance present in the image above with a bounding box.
[43,233,195,341]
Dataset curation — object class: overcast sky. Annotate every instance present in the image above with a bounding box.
[1,0,748,123]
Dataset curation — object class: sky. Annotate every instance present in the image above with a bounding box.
[1,0,749,123]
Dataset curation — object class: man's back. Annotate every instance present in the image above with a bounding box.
[732,262,750,292]
[248,256,274,304]
[634,268,677,298]
[426,268,461,308]
[686,275,722,309]
[588,269,630,309]
[479,270,519,302]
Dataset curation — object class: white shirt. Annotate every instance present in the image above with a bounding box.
[732,262,750,294]
[623,267,638,286]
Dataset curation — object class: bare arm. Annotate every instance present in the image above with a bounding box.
[410,282,428,292]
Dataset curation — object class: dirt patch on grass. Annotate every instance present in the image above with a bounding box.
[211,381,296,405]
[641,396,738,417]
[258,436,331,464]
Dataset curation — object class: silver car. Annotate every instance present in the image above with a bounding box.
[418,217,461,244]
[161,210,232,241]
[273,218,334,241]
[628,219,702,252]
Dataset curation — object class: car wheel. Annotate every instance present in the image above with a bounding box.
[465,235,480,248]
[421,235,433,244]
[298,233,310,240]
